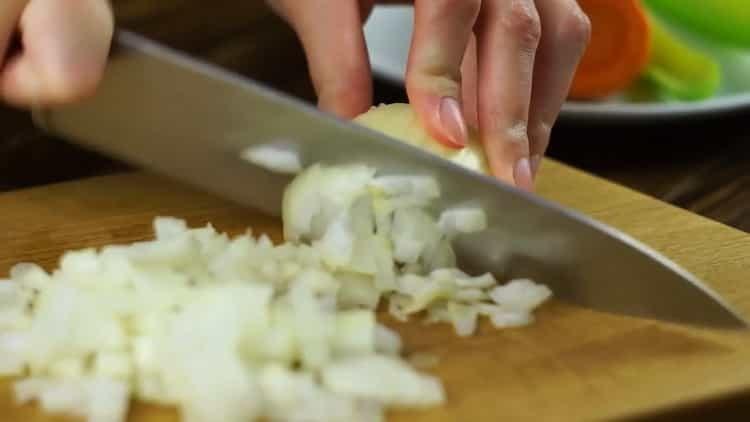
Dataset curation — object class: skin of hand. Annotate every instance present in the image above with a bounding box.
[0,0,114,108]
[268,0,591,191]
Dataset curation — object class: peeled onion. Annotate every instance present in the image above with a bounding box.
[354,103,490,174]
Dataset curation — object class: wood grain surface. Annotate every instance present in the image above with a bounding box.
[2,160,750,421]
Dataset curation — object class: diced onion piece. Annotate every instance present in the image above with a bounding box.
[337,273,380,309]
[37,381,88,415]
[289,283,334,370]
[158,286,266,422]
[453,288,487,303]
[402,279,456,314]
[316,213,354,269]
[59,249,100,284]
[86,378,130,422]
[452,272,497,289]
[256,303,297,364]
[422,237,456,271]
[259,364,375,422]
[391,208,431,264]
[132,336,157,373]
[476,304,533,328]
[0,332,27,375]
[240,144,302,174]
[372,234,397,291]
[0,281,22,308]
[369,175,439,200]
[282,164,375,241]
[0,282,29,331]
[447,302,479,337]
[374,324,402,355]
[48,357,86,379]
[322,355,445,407]
[332,310,375,356]
[153,217,188,240]
[489,279,552,312]
[387,294,410,322]
[14,377,130,422]
[425,303,451,324]
[135,374,170,404]
[438,206,488,236]
[10,263,52,290]
[489,310,533,328]
[93,352,133,380]
[14,378,50,404]
[347,196,379,275]
[25,285,78,374]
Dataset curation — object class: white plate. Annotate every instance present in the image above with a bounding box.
[363,5,750,123]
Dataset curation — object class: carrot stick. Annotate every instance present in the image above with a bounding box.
[569,0,652,100]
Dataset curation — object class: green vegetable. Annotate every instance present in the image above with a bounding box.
[637,14,721,101]
[644,0,750,48]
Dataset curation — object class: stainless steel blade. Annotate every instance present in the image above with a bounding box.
[33,31,747,329]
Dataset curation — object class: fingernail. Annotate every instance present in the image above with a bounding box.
[530,154,542,177]
[439,97,468,148]
[514,157,534,191]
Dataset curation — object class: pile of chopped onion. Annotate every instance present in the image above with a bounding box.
[0,162,551,422]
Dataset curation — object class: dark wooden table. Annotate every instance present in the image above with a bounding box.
[1,0,749,232]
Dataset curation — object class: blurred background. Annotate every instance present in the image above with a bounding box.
[1,0,749,231]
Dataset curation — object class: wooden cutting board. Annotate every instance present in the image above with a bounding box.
[3,160,750,422]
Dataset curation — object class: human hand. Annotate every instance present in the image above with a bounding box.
[268,0,590,190]
[0,0,113,108]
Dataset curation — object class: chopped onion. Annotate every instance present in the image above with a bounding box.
[447,302,479,337]
[489,279,553,312]
[240,144,302,174]
[321,355,445,407]
[369,175,440,200]
[14,377,129,422]
[0,332,28,375]
[438,206,488,237]
[374,324,402,355]
[0,157,553,422]
[332,310,375,356]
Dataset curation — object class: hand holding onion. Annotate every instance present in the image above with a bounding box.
[268,0,591,190]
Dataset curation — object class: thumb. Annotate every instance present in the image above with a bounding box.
[1,0,114,107]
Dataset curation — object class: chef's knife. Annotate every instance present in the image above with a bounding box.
[33,31,747,329]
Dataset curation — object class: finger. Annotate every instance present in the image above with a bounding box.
[528,0,590,175]
[475,0,541,190]
[272,0,372,119]
[460,33,478,129]
[405,0,481,148]
[0,0,27,65]
[1,0,113,107]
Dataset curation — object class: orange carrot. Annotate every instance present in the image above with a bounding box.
[569,0,652,99]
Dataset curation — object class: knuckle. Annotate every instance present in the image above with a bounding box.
[505,120,530,145]
[481,103,530,146]
[530,121,552,148]
[559,3,592,51]
[405,67,462,97]
[503,0,541,48]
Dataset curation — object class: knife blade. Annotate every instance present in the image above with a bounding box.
[33,30,747,329]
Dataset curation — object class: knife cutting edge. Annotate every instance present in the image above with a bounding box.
[31,30,747,329]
